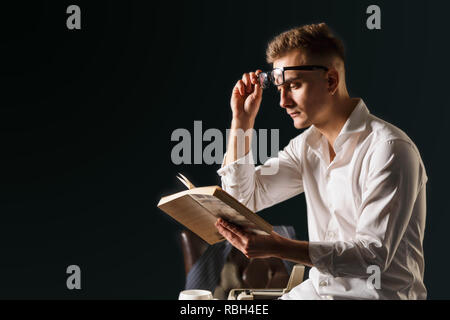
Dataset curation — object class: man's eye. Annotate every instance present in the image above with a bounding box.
[277,82,300,92]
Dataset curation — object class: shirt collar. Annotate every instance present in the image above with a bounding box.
[305,98,370,152]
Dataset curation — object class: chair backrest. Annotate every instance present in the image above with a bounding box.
[180,229,209,275]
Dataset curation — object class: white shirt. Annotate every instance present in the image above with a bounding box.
[217,99,428,300]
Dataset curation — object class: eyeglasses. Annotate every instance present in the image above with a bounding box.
[257,65,329,89]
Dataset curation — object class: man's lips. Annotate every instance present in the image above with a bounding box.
[289,111,301,118]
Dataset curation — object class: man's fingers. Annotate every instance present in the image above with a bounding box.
[253,80,262,97]
[236,80,245,96]
[216,223,243,248]
[253,70,263,92]
[242,73,253,94]
[217,219,247,239]
[237,70,262,97]
[249,72,256,85]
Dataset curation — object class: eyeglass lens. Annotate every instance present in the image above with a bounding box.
[258,68,309,88]
[258,72,270,89]
[271,69,284,86]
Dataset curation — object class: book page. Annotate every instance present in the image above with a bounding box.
[189,194,269,235]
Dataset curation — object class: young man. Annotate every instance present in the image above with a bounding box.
[215,23,427,299]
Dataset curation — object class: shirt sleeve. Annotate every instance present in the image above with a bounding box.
[216,137,304,213]
[308,139,427,278]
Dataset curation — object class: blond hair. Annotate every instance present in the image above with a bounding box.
[266,23,345,64]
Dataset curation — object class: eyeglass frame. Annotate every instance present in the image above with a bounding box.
[258,65,329,89]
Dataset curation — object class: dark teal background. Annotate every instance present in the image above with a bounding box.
[0,0,448,299]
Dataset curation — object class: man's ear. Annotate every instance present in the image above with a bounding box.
[327,69,339,95]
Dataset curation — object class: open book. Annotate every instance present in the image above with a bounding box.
[157,173,273,245]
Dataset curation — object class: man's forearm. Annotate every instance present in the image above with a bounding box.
[274,237,313,267]
[224,118,255,166]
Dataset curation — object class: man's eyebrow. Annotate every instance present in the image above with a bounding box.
[284,75,303,82]
[276,75,303,91]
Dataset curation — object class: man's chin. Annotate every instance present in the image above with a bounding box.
[293,119,310,129]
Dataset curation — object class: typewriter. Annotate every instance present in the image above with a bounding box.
[227,264,305,300]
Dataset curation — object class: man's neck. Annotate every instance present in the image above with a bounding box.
[314,97,360,149]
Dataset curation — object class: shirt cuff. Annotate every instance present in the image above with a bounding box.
[308,241,336,276]
[217,150,255,174]
[216,150,256,188]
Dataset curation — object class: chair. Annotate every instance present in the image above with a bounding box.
[180,229,291,299]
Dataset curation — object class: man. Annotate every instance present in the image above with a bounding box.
[215,23,427,299]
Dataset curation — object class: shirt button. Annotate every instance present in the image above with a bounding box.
[319,280,328,287]
[327,231,335,239]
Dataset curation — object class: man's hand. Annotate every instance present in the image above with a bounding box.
[215,218,314,266]
[224,71,263,166]
[215,218,282,259]
[230,70,263,125]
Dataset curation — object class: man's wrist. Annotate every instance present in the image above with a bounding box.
[231,117,254,131]
[272,236,313,267]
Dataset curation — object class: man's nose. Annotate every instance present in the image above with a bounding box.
[279,88,293,109]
